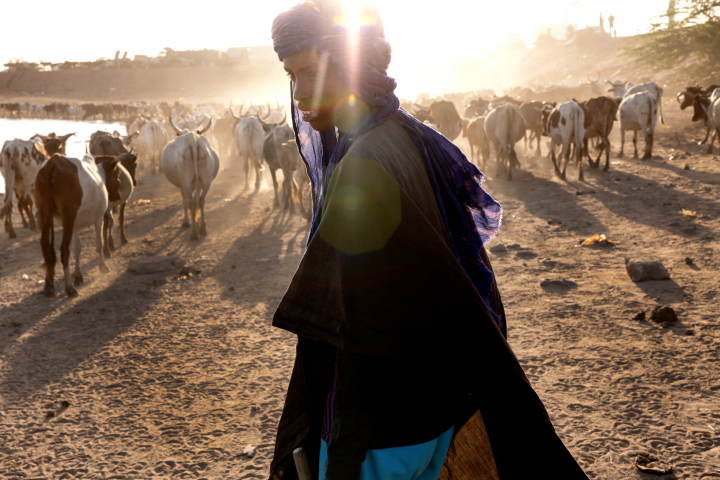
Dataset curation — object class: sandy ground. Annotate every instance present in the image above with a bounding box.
[1,104,719,480]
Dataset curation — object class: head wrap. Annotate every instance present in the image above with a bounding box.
[272,0,504,327]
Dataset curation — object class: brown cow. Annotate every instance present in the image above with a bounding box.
[89,131,138,186]
[35,154,121,297]
[429,100,463,140]
[464,116,491,168]
[577,96,619,171]
[519,101,546,156]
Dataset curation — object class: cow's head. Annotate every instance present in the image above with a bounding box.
[95,156,123,203]
[117,150,139,186]
[677,91,697,110]
[691,95,710,123]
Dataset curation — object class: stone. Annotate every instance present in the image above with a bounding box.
[128,256,184,274]
[489,244,507,253]
[632,311,646,321]
[506,244,522,250]
[684,164,690,170]
[684,257,694,265]
[685,329,695,336]
[540,279,578,290]
[625,258,670,282]
[242,445,256,457]
[650,306,678,324]
[516,251,537,260]
[540,258,557,268]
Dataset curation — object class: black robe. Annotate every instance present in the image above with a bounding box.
[268,118,588,480]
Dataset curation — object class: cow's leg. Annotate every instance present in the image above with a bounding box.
[3,198,17,239]
[189,184,200,241]
[18,197,29,228]
[119,203,129,244]
[270,168,280,208]
[469,143,476,165]
[95,217,110,274]
[700,126,711,145]
[632,131,639,159]
[71,229,84,287]
[603,137,611,171]
[643,131,653,160]
[242,153,250,191]
[103,210,113,258]
[61,216,78,297]
[549,141,559,172]
[198,183,209,238]
[535,129,542,157]
[40,212,56,297]
[25,196,36,231]
[618,129,625,158]
[254,159,263,191]
[560,143,569,180]
[180,188,191,228]
[707,129,717,154]
[576,140,585,181]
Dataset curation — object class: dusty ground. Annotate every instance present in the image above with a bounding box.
[1,103,719,480]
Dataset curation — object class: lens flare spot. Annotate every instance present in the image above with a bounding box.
[349,94,356,107]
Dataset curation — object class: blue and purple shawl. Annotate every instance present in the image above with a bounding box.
[271,2,503,327]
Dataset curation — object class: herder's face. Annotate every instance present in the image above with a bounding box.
[283,50,352,132]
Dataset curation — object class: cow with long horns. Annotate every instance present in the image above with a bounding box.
[162,116,219,240]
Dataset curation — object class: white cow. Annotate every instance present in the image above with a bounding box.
[133,119,167,173]
[619,91,658,160]
[484,104,526,180]
[703,89,720,154]
[163,117,219,240]
[545,101,586,180]
[1,138,47,238]
[234,116,266,191]
[625,82,667,128]
[606,80,634,98]
[35,154,120,297]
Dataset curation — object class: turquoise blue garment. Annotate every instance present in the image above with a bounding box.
[319,426,454,480]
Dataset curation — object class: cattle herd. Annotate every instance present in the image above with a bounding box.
[407,80,719,182]
[1,79,719,297]
[1,101,307,297]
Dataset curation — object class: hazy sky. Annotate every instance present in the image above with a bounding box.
[1,0,669,66]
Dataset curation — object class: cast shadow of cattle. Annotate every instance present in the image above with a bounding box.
[487,170,608,235]
[212,210,309,309]
[0,269,166,406]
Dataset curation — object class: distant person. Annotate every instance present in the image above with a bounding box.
[599,13,605,31]
[609,14,616,36]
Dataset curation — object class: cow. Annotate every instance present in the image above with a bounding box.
[95,153,137,257]
[544,101,586,180]
[293,149,312,220]
[231,108,266,191]
[464,116,491,167]
[484,104,526,180]
[35,154,122,297]
[606,80,634,98]
[625,82,667,128]
[708,90,720,154]
[619,91,658,160]
[31,132,75,156]
[278,140,303,213]
[577,96,618,171]
[428,100,463,140]
[677,85,720,145]
[132,119,167,174]
[88,131,138,184]
[1,139,48,237]
[463,98,490,119]
[261,112,295,209]
[163,116,219,240]
[410,104,434,124]
[519,101,547,156]
[261,101,288,125]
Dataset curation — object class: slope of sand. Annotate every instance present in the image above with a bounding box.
[1,105,719,479]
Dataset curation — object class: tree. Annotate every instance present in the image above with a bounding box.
[624,0,719,78]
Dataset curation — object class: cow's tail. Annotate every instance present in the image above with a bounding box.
[574,109,585,165]
[193,139,201,206]
[658,93,669,128]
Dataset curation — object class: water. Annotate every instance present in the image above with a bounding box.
[0,118,127,195]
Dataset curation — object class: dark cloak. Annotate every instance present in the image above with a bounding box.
[267,119,588,480]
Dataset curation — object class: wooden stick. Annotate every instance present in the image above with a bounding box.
[293,447,313,480]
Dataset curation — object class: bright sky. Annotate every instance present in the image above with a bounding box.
[0,0,668,98]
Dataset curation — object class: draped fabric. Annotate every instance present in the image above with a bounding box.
[271,1,504,324]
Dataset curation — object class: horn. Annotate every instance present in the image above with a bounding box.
[280,110,287,125]
[261,105,272,120]
[169,115,182,135]
[229,106,240,120]
[256,113,268,126]
[197,117,212,135]
[276,100,281,109]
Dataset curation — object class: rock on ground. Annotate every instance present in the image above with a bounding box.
[128,255,184,274]
[625,258,670,282]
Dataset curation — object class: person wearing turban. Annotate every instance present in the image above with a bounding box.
[268,1,589,479]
